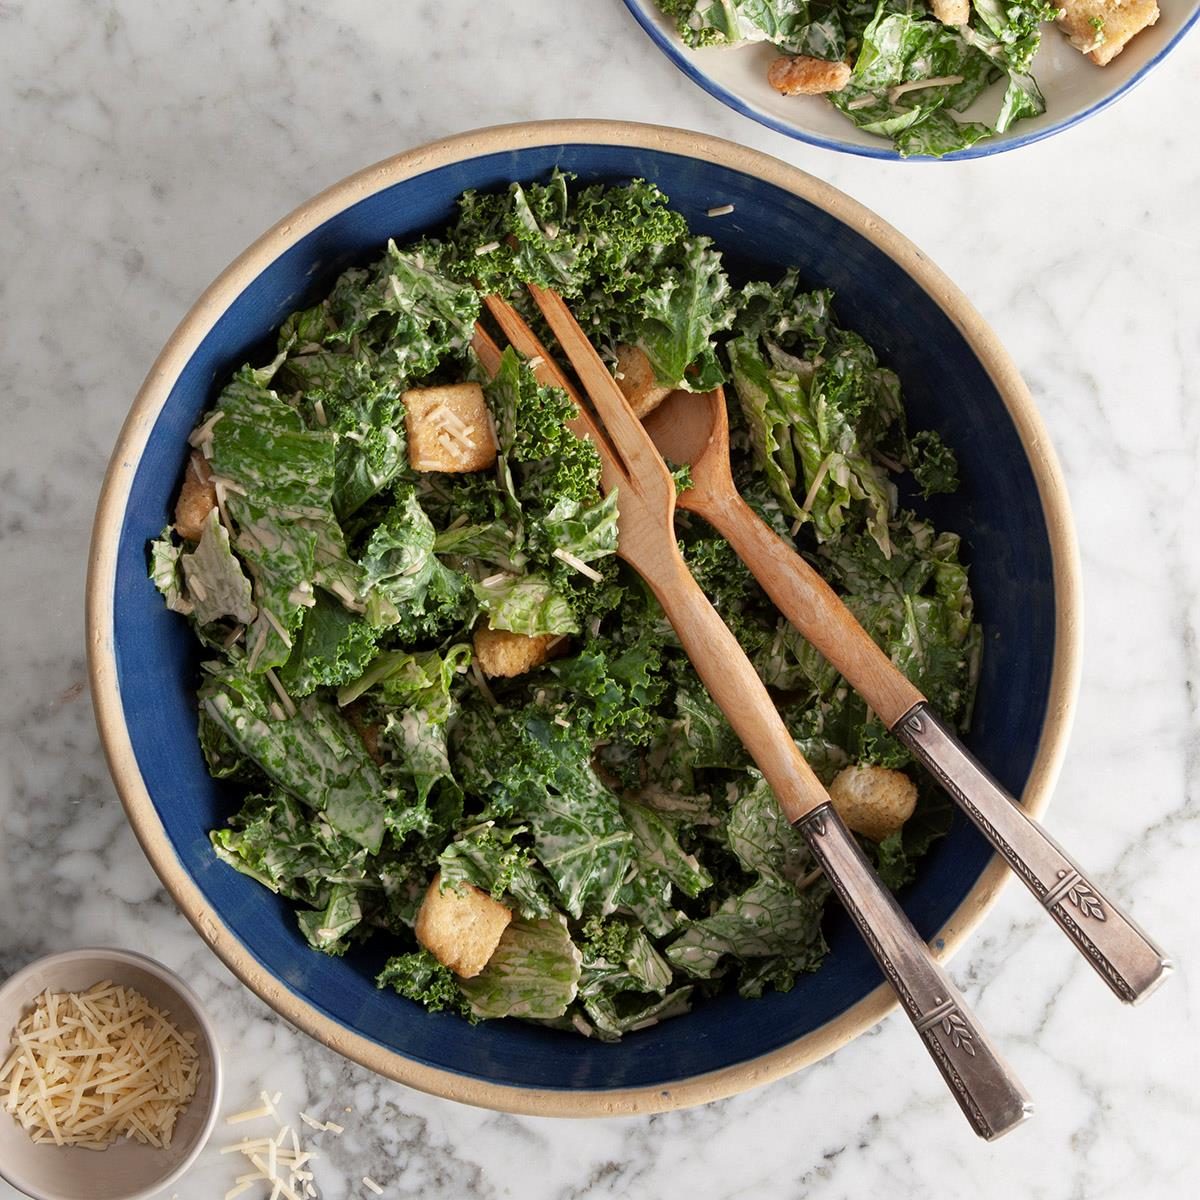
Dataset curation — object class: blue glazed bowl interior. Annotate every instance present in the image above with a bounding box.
[111,144,1055,1092]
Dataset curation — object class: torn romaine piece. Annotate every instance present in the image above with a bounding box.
[200,659,389,853]
[149,528,192,615]
[458,914,583,1020]
[180,508,256,626]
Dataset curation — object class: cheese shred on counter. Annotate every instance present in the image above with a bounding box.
[0,981,199,1149]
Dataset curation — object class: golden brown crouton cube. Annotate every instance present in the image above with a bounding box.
[1057,0,1159,65]
[767,55,853,97]
[404,382,499,473]
[615,344,673,419]
[414,872,512,978]
[930,0,970,24]
[828,764,918,843]
[175,452,217,542]
[473,624,564,679]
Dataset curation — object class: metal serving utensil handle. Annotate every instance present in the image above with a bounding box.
[795,803,1032,1141]
[894,703,1172,1004]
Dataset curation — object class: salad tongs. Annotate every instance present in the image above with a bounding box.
[474,289,1031,1141]
[641,387,1171,1006]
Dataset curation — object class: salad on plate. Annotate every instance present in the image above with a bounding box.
[653,0,1161,156]
[151,172,980,1039]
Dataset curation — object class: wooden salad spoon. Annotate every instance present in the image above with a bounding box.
[642,386,1171,1006]
[474,291,1031,1141]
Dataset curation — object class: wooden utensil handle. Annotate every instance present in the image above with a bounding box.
[644,559,1030,1139]
[706,492,924,726]
[641,556,829,823]
[708,493,1171,1004]
[894,705,1173,1004]
[796,803,1033,1141]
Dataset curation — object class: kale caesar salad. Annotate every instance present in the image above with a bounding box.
[151,173,980,1039]
[654,0,1161,156]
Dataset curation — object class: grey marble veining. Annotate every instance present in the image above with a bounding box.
[2,2,1198,1197]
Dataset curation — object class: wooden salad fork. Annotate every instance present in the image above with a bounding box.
[642,388,1172,1006]
[473,290,1032,1141]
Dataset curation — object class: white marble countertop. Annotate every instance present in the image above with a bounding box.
[2,2,1197,1197]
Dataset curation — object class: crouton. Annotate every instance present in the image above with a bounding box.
[930,0,970,24]
[175,452,218,542]
[828,764,918,843]
[415,872,512,978]
[767,55,853,97]
[1057,0,1159,65]
[615,344,673,419]
[473,623,564,678]
[404,382,499,473]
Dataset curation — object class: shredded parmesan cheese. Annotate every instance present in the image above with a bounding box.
[188,410,226,447]
[261,608,294,650]
[0,981,199,1149]
[887,75,964,104]
[551,547,603,583]
[475,241,501,256]
[362,1178,383,1196]
[264,669,298,719]
[221,1094,326,1200]
[706,204,735,217]
[470,662,498,707]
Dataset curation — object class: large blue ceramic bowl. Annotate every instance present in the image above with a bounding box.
[88,122,1080,1115]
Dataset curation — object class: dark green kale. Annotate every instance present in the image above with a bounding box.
[377,950,477,1019]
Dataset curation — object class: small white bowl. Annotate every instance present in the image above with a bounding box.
[0,949,222,1200]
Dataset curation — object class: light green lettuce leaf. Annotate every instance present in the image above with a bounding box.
[537,491,619,565]
[458,914,583,1020]
[180,508,256,626]
[336,642,470,711]
[725,774,815,888]
[150,529,192,615]
[619,797,713,899]
[472,572,578,636]
[667,876,828,980]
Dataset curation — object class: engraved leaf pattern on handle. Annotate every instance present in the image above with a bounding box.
[1066,876,1107,921]
[941,1009,977,1056]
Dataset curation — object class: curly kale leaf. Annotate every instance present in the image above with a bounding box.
[451,707,634,919]
[437,823,555,919]
[486,347,602,508]
[278,592,380,697]
[211,787,379,955]
[377,950,476,1019]
[200,657,389,853]
[326,240,480,376]
[908,429,960,498]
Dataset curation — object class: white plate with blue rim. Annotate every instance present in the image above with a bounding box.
[622,0,1200,160]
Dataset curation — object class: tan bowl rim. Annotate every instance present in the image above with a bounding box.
[86,118,1082,1118]
[0,947,223,1200]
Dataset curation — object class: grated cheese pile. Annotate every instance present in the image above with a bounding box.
[0,980,199,1150]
